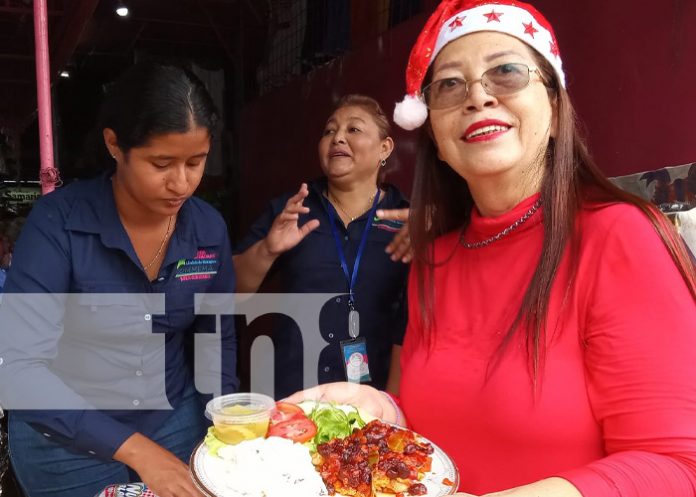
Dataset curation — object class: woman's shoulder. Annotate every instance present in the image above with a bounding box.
[579,201,656,236]
[41,174,104,200]
[184,196,227,229]
[381,182,409,208]
[26,175,105,223]
[433,229,461,254]
[181,197,231,250]
[577,201,677,267]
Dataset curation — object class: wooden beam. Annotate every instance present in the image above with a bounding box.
[137,36,221,47]
[127,21,147,52]
[0,6,63,15]
[195,0,238,64]
[50,0,100,73]
[241,0,263,25]
[132,17,211,28]
[0,78,34,84]
[0,53,34,60]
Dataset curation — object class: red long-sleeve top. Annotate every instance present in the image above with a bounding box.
[400,195,696,496]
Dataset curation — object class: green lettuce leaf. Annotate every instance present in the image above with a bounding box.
[204,426,227,457]
[306,403,366,452]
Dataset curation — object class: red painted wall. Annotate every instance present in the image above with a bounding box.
[531,0,696,176]
[237,15,422,234]
[237,1,696,234]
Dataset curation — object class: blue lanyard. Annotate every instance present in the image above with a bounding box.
[326,188,380,309]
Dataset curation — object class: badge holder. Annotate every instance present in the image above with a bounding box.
[326,191,379,386]
[340,300,371,383]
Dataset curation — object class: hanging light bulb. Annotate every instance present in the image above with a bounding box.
[115,1,129,17]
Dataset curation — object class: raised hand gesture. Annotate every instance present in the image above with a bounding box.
[262,183,320,257]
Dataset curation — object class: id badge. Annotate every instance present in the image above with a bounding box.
[340,337,372,384]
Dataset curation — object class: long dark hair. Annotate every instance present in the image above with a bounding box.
[81,61,219,169]
[409,50,696,381]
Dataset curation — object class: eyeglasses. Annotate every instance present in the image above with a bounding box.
[422,63,545,110]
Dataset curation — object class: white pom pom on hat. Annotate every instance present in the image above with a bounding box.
[393,95,429,130]
[393,0,566,130]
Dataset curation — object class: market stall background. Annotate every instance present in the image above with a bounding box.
[1,0,695,496]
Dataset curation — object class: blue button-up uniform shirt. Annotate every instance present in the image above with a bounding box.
[0,172,238,459]
[235,178,408,398]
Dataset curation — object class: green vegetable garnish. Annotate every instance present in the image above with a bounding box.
[305,403,366,452]
[203,426,227,457]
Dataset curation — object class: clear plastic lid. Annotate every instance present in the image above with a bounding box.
[205,392,275,424]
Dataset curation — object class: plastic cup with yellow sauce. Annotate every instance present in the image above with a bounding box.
[205,393,275,445]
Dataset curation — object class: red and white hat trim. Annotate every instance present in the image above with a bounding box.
[394,0,565,130]
[434,5,564,87]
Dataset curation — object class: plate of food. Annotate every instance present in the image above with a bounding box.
[190,396,459,497]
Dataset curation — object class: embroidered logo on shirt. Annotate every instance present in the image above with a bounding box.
[175,249,218,281]
[372,217,405,233]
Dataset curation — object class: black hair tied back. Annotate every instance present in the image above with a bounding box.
[100,62,218,151]
[81,61,219,171]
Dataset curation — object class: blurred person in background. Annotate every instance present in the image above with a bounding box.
[233,94,411,398]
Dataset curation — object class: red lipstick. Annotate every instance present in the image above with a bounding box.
[462,119,511,143]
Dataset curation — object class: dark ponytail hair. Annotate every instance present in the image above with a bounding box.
[81,61,219,169]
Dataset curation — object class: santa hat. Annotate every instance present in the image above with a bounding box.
[393,0,565,130]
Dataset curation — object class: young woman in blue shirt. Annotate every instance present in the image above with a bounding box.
[0,62,237,497]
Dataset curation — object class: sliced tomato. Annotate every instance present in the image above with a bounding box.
[270,401,305,425]
[267,416,317,443]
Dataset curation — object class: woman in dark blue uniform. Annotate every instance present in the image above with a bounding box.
[0,62,236,497]
[233,95,410,399]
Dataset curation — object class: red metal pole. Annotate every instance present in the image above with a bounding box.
[33,0,59,194]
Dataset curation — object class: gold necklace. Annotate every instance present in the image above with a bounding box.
[329,190,376,222]
[142,215,173,271]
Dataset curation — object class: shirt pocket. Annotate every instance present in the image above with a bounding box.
[67,282,165,342]
[163,279,222,333]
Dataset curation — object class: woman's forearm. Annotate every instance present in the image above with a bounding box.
[232,239,278,293]
[481,477,582,497]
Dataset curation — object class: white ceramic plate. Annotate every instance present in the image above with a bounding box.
[189,423,459,497]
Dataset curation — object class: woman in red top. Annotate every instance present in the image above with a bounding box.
[288,1,696,496]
